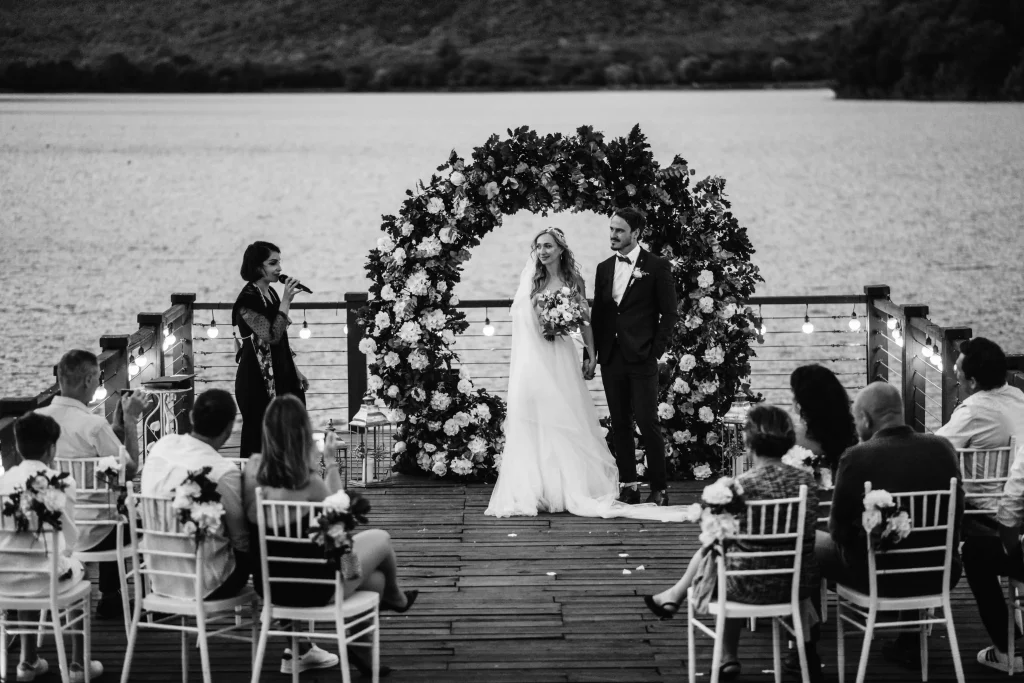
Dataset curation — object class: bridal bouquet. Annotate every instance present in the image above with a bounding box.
[682,476,747,553]
[535,287,586,341]
[2,467,71,535]
[309,490,372,579]
[861,484,912,551]
[171,467,225,544]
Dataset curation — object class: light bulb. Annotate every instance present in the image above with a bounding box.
[936,360,944,373]
[343,324,349,335]
[802,318,814,334]
[758,321,767,336]
[482,318,495,337]
[887,317,897,330]
[128,355,140,378]
[163,327,177,351]
[92,385,107,403]
[922,344,933,359]
[299,321,312,339]
[895,336,904,348]
[930,353,941,367]
[136,353,149,369]
[848,315,861,332]
[207,320,219,339]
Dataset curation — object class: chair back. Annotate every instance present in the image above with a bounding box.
[717,485,809,608]
[124,485,208,602]
[55,457,126,544]
[253,487,340,608]
[957,437,1016,515]
[223,457,247,473]
[0,499,66,602]
[863,477,958,599]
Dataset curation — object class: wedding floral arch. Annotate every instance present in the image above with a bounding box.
[360,125,762,480]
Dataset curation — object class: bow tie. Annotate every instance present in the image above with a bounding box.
[615,254,631,264]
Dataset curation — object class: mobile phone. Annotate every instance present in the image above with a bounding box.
[313,431,326,454]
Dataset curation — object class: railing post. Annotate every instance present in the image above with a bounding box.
[170,293,196,434]
[1007,355,1024,393]
[901,305,929,432]
[98,334,130,420]
[136,313,163,384]
[345,292,368,423]
[864,285,891,384]
[940,327,972,425]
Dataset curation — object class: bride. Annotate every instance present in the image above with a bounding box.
[484,227,683,521]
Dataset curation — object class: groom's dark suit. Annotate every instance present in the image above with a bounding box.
[591,248,678,491]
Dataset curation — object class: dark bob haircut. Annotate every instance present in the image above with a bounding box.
[744,404,796,460]
[15,411,62,460]
[959,337,1007,391]
[239,241,281,282]
[191,389,238,439]
[612,207,646,234]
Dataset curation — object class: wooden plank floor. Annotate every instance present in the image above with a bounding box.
[19,478,1015,682]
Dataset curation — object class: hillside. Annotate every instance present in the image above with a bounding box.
[0,0,863,91]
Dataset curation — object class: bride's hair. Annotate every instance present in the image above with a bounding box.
[531,227,586,297]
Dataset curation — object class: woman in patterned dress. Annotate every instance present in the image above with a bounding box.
[232,241,308,458]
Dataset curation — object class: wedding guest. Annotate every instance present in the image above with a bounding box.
[936,337,1024,514]
[798,381,963,674]
[36,349,146,620]
[140,389,251,600]
[232,240,309,458]
[789,364,858,480]
[0,412,102,683]
[243,395,417,676]
[642,405,819,681]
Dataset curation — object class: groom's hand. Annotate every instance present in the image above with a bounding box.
[583,357,597,380]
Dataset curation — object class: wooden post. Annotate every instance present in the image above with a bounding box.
[170,293,196,434]
[940,327,972,425]
[864,285,891,384]
[98,334,130,421]
[1007,355,1024,393]
[345,292,368,423]
[901,305,929,432]
[136,313,163,382]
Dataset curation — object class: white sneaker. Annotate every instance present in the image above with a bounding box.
[978,646,1024,673]
[16,658,49,682]
[280,644,340,674]
[69,660,104,682]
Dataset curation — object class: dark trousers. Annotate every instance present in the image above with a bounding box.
[963,535,1024,652]
[206,551,253,601]
[83,527,132,595]
[600,347,666,490]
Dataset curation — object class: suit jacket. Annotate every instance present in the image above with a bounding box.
[829,425,964,596]
[591,249,678,365]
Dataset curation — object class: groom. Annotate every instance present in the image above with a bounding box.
[586,208,678,505]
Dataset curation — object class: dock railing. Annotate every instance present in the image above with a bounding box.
[1,283,1013,472]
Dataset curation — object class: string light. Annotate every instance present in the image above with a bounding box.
[299,320,312,340]
[162,325,176,352]
[207,317,219,339]
[887,316,897,331]
[757,304,767,336]
[922,336,933,358]
[343,324,348,335]
[92,371,107,403]
[848,308,861,332]
[801,304,814,334]
[136,348,149,369]
[929,343,941,367]
[128,354,140,379]
[482,307,495,337]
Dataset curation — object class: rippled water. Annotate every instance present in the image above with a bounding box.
[2,90,1023,397]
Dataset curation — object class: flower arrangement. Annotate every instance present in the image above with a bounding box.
[309,490,372,575]
[95,456,129,517]
[781,445,834,489]
[2,467,71,534]
[682,476,747,552]
[361,124,760,480]
[535,287,586,341]
[861,485,912,551]
[171,467,225,544]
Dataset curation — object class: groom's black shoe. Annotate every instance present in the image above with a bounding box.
[646,489,669,506]
[617,487,641,505]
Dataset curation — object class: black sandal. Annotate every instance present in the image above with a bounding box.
[717,660,741,681]
[383,589,419,614]
[643,595,681,620]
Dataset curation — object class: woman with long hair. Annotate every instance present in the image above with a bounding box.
[232,241,308,458]
[243,395,417,675]
[789,364,859,476]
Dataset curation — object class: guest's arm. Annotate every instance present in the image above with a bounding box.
[216,469,249,554]
[934,404,975,449]
[997,450,1024,559]
[651,258,678,360]
[828,453,863,550]
[241,307,290,345]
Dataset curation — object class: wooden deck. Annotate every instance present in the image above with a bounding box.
[34,479,1015,682]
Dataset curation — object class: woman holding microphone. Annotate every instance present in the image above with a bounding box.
[232,241,309,458]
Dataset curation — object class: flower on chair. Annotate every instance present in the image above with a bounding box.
[861,485,912,551]
[172,467,225,544]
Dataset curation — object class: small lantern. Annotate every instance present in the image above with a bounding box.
[347,393,395,486]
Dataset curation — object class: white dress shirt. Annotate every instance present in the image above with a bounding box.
[140,434,246,599]
[612,246,642,305]
[36,396,129,550]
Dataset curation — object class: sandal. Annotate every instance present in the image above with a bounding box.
[642,594,681,620]
[383,589,419,614]
[717,660,741,681]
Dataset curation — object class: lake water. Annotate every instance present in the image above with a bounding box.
[2,90,1023,397]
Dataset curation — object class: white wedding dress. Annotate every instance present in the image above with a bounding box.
[484,259,686,522]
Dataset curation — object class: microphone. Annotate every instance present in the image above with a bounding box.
[279,274,313,294]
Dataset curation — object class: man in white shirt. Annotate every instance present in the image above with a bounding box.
[140,389,250,600]
[35,349,146,619]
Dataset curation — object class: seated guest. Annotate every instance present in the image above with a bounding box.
[36,349,146,619]
[642,405,820,682]
[0,412,102,682]
[140,388,251,600]
[936,337,1024,515]
[790,364,859,483]
[244,395,417,676]
[803,381,963,672]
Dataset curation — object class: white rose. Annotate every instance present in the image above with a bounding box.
[412,387,427,401]
[393,247,407,263]
[692,464,713,481]
[443,419,460,436]
[367,375,384,391]
[862,509,883,533]
[719,303,737,320]
[424,443,437,453]
[699,296,715,314]
[672,378,690,394]
[430,392,451,411]
[697,270,714,288]
[398,321,423,344]
[705,432,719,445]
[383,352,400,368]
[394,441,406,454]
[374,311,391,330]
[323,491,351,514]
[657,403,675,420]
[381,284,396,301]
[431,461,448,477]
[450,171,466,186]
[672,430,690,444]
[468,437,487,455]
[703,345,725,366]
[680,354,697,372]
[377,236,395,252]
[387,385,400,398]
[427,197,445,214]
[409,350,429,370]
[863,489,895,510]
[458,379,474,395]
[450,294,460,305]
[699,406,715,423]
[428,421,441,431]
[451,458,474,476]
[701,480,735,505]
[400,222,413,237]
[685,314,702,329]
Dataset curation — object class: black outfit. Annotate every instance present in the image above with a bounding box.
[83,526,132,595]
[591,249,678,490]
[250,524,335,608]
[963,536,1024,651]
[232,282,305,458]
